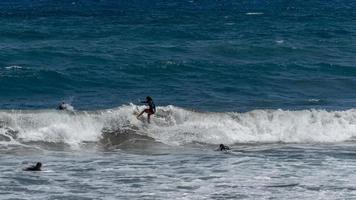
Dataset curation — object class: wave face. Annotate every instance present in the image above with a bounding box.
[1,105,356,148]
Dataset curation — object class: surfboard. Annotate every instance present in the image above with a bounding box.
[133,110,147,123]
[133,108,164,124]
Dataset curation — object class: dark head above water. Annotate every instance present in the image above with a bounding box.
[146,96,152,101]
[219,144,230,151]
[57,102,66,110]
[24,162,42,171]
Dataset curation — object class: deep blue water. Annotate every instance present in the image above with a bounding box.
[2,2,356,199]
[0,0,355,111]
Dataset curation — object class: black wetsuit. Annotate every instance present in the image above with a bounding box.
[219,144,230,151]
[57,103,65,110]
[24,163,42,171]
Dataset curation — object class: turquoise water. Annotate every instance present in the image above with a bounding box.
[1,0,355,111]
[1,1,356,199]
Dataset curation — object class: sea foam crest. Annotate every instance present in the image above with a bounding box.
[147,106,356,145]
[0,105,356,147]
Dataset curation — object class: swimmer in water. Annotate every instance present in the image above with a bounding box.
[24,162,42,171]
[57,102,66,110]
[218,144,230,151]
[137,96,156,123]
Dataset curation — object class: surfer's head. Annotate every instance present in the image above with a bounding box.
[35,162,42,169]
[24,162,42,171]
[219,144,230,151]
[146,96,152,101]
[219,144,224,150]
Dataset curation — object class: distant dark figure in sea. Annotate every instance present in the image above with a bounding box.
[57,102,66,110]
[218,144,230,151]
[137,96,156,123]
[24,162,42,171]
[57,102,74,111]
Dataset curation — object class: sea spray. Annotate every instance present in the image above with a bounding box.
[0,105,356,148]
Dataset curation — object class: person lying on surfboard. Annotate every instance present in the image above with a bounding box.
[24,162,42,171]
[137,96,156,123]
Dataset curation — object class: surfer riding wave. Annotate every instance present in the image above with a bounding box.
[136,96,156,123]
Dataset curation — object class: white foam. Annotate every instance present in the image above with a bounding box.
[61,103,74,111]
[308,99,320,102]
[246,12,264,15]
[0,105,356,147]
[145,107,356,145]
[5,65,23,70]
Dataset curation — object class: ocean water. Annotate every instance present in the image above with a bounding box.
[1,0,356,199]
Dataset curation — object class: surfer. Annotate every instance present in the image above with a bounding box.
[57,102,66,110]
[218,144,230,151]
[137,96,156,123]
[24,162,42,171]
[57,102,74,111]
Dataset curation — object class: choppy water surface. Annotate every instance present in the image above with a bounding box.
[0,0,355,111]
[1,143,356,200]
[1,0,356,199]
[1,106,356,199]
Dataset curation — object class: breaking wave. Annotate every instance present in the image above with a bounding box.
[1,104,356,149]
